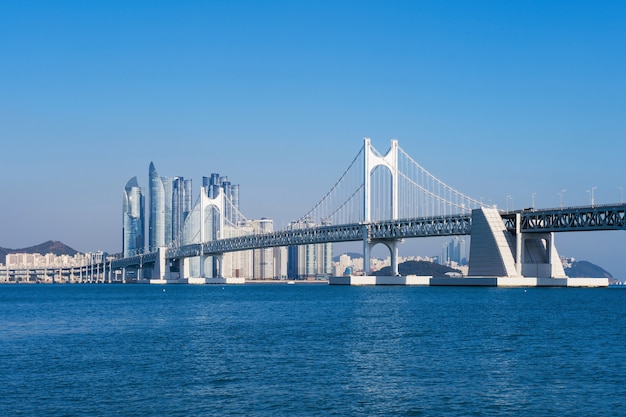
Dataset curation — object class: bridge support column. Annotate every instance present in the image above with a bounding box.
[468,207,520,277]
[200,254,211,278]
[152,247,167,280]
[180,257,191,280]
[390,240,399,276]
[363,225,371,275]
[520,232,567,278]
[515,213,522,275]
[216,254,224,278]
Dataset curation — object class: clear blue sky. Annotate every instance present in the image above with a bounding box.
[1,1,625,276]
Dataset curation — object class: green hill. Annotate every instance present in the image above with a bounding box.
[373,260,461,277]
[0,241,79,264]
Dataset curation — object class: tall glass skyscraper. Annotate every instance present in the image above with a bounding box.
[162,176,173,244]
[172,177,193,243]
[122,177,145,257]
[149,162,166,251]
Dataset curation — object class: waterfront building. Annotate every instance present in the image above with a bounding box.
[222,222,254,279]
[273,246,288,279]
[1,251,109,284]
[253,218,274,279]
[287,219,333,279]
[122,177,145,257]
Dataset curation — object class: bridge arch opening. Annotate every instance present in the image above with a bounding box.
[366,240,400,276]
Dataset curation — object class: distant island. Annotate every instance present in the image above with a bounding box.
[1,242,616,283]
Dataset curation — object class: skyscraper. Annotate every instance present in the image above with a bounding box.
[440,237,468,265]
[122,177,145,257]
[162,176,173,244]
[287,219,333,279]
[172,177,193,243]
[149,162,165,251]
[203,173,240,223]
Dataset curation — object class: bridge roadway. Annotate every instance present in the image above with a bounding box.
[111,203,626,269]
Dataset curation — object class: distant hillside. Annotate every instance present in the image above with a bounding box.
[374,260,461,277]
[564,261,613,280]
[0,241,79,264]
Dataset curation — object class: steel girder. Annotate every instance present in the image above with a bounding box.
[110,252,157,269]
[505,204,626,233]
[368,215,471,239]
[164,215,472,258]
[200,224,365,255]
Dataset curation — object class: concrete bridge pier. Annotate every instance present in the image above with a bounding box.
[520,232,567,279]
[149,247,187,284]
[468,207,567,281]
[180,257,191,280]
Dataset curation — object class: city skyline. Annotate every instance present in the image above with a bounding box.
[1,2,625,276]
[121,161,333,280]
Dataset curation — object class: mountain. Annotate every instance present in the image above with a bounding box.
[373,260,461,277]
[564,261,613,280]
[0,241,79,264]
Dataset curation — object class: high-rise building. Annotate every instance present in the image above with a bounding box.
[172,177,192,243]
[253,218,274,279]
[149,162,166,251]
[273,246,288,279]
[203,173,240,223]
[287,219,333,279]
[183,179,193,219]
[172,177,184,243]
[162,176,173,244]
[126,166,246,277]
[122,177,145,257]
[440,237,467,265]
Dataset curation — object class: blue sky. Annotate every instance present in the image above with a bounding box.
[1,1,625,276]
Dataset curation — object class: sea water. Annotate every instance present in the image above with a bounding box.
[1,284,625,416]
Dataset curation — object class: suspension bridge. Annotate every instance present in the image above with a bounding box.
[98,138,624,287]
[2,139,613,286]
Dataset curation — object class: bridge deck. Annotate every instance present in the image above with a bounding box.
[111,204,626,268]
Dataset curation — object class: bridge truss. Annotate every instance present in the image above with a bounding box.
[503,204,626,233]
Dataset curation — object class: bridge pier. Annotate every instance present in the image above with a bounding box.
[520,232,567,278]
[468,207,567,279]
[364,239,401,276]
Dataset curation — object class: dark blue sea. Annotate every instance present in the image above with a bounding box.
[1,284,625,416]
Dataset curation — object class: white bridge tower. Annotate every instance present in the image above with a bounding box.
[363,138,401,275]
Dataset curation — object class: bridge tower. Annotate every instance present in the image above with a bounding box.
[199,186,225,278]
[363,138,401,275]
[178,186,225,280]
